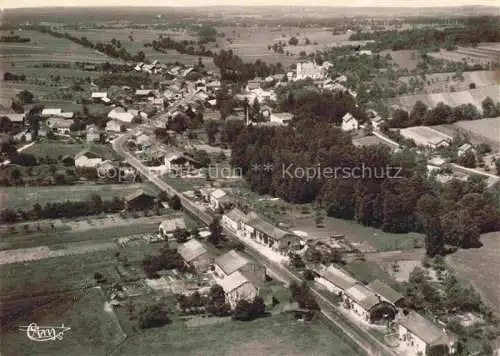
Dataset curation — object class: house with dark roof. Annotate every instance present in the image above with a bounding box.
[159,217,186,237]
[125,189,156,211]
[343,284,397,324]
[367,279,404,307]
[214,249,266,284]
[221,208,251,232]
[178,239,209,272]
[398,311,458,356]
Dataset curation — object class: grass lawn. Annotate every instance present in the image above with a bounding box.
[1,287,126,356]
[162,176,205,192]
[23,142,119,160]
[344,261,404,293]
[116,313,364,356]
[3,183,159,210]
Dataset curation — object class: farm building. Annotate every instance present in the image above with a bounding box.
[41,108,62,118]
[106,119,123,133]
[125,189,156,211]
[214,249,266,284]
[399,126,453,148]
[222,208,251,232]
[91,92,107,102]
[178,239,209,272]
[159,217,187,237]
[315,265,358,295]
[135,89,154,98]
[218,271,258,309]
[343,284,397,324]
[457,143,474,157]
[366,279,404,307]
[245,215,301,256]
[74,149,103,168]
[107,108,136,124]
[341,113,359,132]
[398,311,458,356]
[269,112,293,125]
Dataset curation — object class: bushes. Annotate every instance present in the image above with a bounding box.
[232,296,266,321]
[138,303,171,329]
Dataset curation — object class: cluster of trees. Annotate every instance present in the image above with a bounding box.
[3,72,26,81]
[138,303,171,329]
[192,24,218,44]
[0,35,30,43]
[0,194,125,223]
[142,245,186,278]
[350,17,500,51]
[147,36,214,57]
[404,266,486,318]
[232,296,266,321]
[213,50,285,83]
[226,99,500,255]
[177,291,206,314]
[94,71,151,89]
[74,62,134,73]
[388,100,483,128]
[206,285,231,316]
[289,281,320,311]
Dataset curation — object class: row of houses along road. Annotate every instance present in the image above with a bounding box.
[112,129,398,356]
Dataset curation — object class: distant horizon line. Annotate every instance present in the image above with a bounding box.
[3,4,500,9]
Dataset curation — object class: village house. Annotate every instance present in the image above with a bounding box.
[367,279,404,307]
[209,188,232,211]
[159,217,187,238]
[41,108,62,118]
[91,92,108,103]
[164,152,204,174]
[178,239,209,272]
[245,78,262,92]
[398,311,457,356]
[107,107,136,124]
[342,283,396,324]
[457,143,474,157]
[341,113,359,132]
[86,124,101,143]
[1,113,25,132]
[135,89,154,99]
[218,271,258,309]
[105,119,124,133]
[269,112,293,126]
[214,249,266,284]
[74,149,103,168]
[316,265,358,295]
[124,189,156,211]
[222,208,251,232]
[245,215,301,256]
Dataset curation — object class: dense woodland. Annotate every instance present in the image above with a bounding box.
[225,88,500,256]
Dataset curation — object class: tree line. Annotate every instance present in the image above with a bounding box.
[388,97,500,129]
[32,25,148,62]
[0,35,30,43]
[146,36,214,57]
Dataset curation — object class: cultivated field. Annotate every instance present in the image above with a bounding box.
[428,43,500,66]
[392,84,500,112]
[447,232,500,316]
[453,117,500,146]
[212,26,350,67]
[3,183,159,210]
[115,313,363,356]
[66,28,216,70]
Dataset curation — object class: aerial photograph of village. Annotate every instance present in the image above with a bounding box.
[0,1,499,355]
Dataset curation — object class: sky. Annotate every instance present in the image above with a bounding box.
[2,0,500,9]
